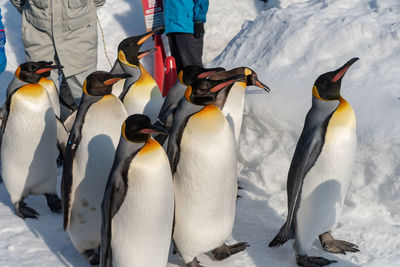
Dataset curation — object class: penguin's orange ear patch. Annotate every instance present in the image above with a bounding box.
[332,66,350,83]
[210,80,235,92]
[36,68,53,74]
[104,78,122,85]
[197,71,216,79]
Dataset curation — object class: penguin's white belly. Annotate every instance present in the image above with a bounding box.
[173,105,237,263]
[111,142,174,267]
[1,87,57,204]
[296,126,356,253]
[222,83,246,143]
[123,85,163,123]
[68,96,127,252]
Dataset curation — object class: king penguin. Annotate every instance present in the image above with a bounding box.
[6,61,63,118]
[110,28,164,122]
[155,65,225,146]
[1,62,65,219]
[62,71,130,265]
[100,114,173,267]
[168,75,248,267]
[208,67,270,143]
[269,58,360,267]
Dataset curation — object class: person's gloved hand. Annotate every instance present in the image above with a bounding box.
[194,22,205,39]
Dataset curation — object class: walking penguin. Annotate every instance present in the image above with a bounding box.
[269,58,360,266]
[62,71,130,265]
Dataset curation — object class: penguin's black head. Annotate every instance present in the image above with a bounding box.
[179,65,225,85]
[122,114,167,143]
[185,74,246,106]
[117,27,163,66]
[313,57,359,100]
[17,61,63,83]
[83,71,132,96]
[244,68,270,92]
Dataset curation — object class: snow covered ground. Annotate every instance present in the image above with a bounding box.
[1,0,400,266]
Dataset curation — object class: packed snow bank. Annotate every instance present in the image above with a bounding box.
[211,0,400,266]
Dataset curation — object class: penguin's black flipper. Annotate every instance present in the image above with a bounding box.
[61,127,81,230]
[269,104,334,247]
[166,99,202,174]
[62,94,101,230]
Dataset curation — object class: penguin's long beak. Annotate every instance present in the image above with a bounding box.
[210,74,246,93]
[138,48,157,59]
[253,78,271,93]
[332,57,359,83]
[104,73,132,85]
[139,124,168,135]
[35,64,64,74]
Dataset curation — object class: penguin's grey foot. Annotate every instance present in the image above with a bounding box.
[296,254,337,267]
[15,200,39,219]
[212,242,249,261]
[83,249,99,265]
[45,193,62,213]
[319,232,359,255]
[187,257,204,267]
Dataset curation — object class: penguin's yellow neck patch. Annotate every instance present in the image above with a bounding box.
[138,139,161,155]
[135,64,157,87]
[235,81,247,90]
[39,77,53,87]
[326,96,356,134]
[16,84,45,98]
[118,50,138,68]
[126,64,159,99]
[194,104,220,118]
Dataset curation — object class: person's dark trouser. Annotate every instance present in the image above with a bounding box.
[167,33,204,73]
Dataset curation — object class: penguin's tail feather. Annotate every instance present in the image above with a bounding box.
[269,222,293,247]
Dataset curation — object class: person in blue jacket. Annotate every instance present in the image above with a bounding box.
[0,8,6,74]
[163,0,209,72]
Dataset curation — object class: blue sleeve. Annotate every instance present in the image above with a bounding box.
[0,8,4,44]
[193,0,209,23]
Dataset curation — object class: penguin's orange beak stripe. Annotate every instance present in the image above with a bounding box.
[35,68,53,74]
[137,32,154,45]
[332,66,350,83]
[104,78,122,85]
[197,71,216,79]
[139,128,157,134]
[138,52,150,59]
[210,80,235,92]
